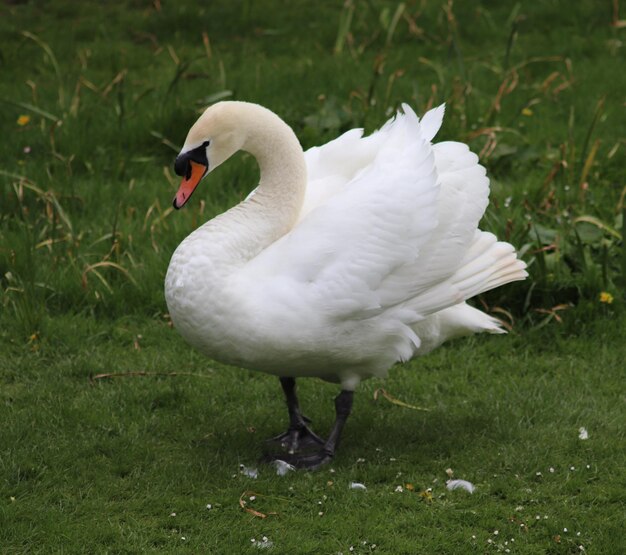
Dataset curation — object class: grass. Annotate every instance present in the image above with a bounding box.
[0,0,624,552]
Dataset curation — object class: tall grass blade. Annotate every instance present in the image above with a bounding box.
[577,97,605,181]
[22,31,65,109]
[385,3,405,47]
[334,0,355,55]
[0,98,60,122]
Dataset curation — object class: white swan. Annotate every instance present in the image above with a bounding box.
[165,101,527,468]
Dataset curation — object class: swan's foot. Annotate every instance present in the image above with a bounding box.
[268,377,325,454]
[267,417,325,454]
[265,389,354,471]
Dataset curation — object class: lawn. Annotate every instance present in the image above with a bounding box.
[1,1,624,553]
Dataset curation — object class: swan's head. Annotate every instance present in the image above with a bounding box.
[172,102,245,209]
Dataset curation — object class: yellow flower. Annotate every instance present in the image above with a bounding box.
[17,114,31,126]
[599,291,614,304]
[521,107,533,116]
[419,488,433,503]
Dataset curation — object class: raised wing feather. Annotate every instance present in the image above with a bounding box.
[377,140,490,304]
[298,104,445,222]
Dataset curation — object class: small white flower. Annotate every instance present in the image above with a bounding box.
[578,427,589,440]
[494,530,499,536]
[564,528,568,533]
[318,511,324,516]
[181,536,186,541]
[206,503,212,510]
[394,485,404,493]
[549,467,555,473]
[356,458,366,463]
[570,466,575,471]
[169,512,176,517]
[249,495,256,501]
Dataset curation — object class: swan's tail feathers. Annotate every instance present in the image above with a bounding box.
[407,231,527,317]
[441,303,508,337]
[410,303,507,357]
[453,231,528,300]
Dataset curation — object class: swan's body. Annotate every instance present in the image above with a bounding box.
[165,101,527,467]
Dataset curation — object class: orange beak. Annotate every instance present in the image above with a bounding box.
[173,160,208,209]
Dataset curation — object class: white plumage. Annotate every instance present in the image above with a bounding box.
[164,100,527,466]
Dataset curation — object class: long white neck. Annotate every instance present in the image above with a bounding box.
[175,103,307,277]
[240,103,307,233]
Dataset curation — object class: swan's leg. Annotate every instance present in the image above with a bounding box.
[277,389,354,470]
[268,377,324,454]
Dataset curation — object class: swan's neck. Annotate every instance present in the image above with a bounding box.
[180,104,307,276]
[241,107,307,229]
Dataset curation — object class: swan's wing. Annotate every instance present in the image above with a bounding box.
[240,105,440,319]
[299,104,445,221]
[377,140,490,302]
[381,139,526,314]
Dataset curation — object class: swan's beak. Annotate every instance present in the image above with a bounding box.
[173,160,208,209]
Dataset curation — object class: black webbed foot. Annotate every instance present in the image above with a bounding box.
[264,386,354,471]
[267,417,325,454]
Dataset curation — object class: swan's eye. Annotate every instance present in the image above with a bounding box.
[203,140,210,148]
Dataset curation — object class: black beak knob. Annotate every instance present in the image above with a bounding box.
[174,153,189,177]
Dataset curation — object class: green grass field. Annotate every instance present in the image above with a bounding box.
[1,1,624,553]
